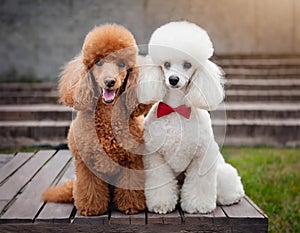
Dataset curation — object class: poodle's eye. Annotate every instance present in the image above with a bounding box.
[183,62,192,69]
[118,60,126,68]
[164,61,171,69]
[95,60,103,66]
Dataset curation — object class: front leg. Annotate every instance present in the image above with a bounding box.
[144,152,178,214]
[73,155,110,216]
[181,140,220,214]
[114,153,146,214]
[181,158,217,214]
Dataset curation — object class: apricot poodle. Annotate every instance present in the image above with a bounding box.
[43,24,151,215]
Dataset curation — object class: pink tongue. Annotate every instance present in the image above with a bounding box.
[103,89,116,102]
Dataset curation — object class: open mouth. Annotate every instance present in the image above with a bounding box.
[102,88,117,104]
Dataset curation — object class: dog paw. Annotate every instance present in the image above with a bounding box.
[147,193,178,214]
[181,200,216,214]
[217,192,244,206]
[77,205,108,216]
[145,180,178,214]
[148,202,177,214]
[181,193,216,214]
[115,189,146,214]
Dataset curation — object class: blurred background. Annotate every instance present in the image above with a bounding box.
[0,0,299,80]
[0,0,299,149]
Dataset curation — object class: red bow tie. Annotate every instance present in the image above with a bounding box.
[157,102,191,119]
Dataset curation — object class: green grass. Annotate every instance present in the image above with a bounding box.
[221,147,300,233]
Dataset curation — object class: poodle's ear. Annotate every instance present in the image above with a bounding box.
[184,60,225,110]
[123,66,139,111]
[58,54,95,111]
[137,55,165,104]
[123,65,151,116]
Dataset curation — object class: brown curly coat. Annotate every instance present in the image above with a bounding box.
[43,24,151,215]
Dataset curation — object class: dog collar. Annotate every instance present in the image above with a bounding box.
[157,102,191,119]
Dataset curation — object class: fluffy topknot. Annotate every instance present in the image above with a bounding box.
[149,21,214,66]
[82,24,138,69]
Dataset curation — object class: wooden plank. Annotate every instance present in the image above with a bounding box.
[213,206,229,224]
[0,222,229,232]
[0,150,55,213]
[0,153,14,168]
[0,152,33,185]
[162,210,182,224]
[0,201,6,212]
[221,197,265,219]
[147,211,164,224]
[221,197,268,233]
[184,206,226,225]
[74,212,109,225]
[109,211,130,225]
[147,209,182,224]
[0,150,54,199]
[36,156,75,223]
[130,212,146,225]
[0,150,71,222]
[244,195,268,218]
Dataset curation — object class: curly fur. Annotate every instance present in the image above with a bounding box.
[138,21,244,214]
[43,24,151,215]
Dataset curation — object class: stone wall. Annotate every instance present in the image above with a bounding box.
[0,0,299,80]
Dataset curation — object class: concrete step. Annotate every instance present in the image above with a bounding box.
[212,119,300,147]
[226,74,300,79]
[1,102,297,122]
[0,120,69,149]
[224,67,300,76]
[0,117,299,149]
[213,102,300,119]
[225,90,300,102]
[214,56,300,69]
[0,91,58,104]
[225,78,300,90]
[0,104,73,121]
[0,82,56,92]
[1,80,299,105]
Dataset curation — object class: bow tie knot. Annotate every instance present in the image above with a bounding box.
[157,102,191,119]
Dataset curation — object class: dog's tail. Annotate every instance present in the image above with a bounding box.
[43,179,74,203]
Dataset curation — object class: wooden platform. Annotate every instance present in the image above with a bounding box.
[0,150,268,232]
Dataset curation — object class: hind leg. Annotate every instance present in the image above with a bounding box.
[69,129,110,216]
[216,157,245,205]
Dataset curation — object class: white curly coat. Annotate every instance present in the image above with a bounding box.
[138,21,244,214]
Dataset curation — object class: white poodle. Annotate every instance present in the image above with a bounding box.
[137,21,245,214]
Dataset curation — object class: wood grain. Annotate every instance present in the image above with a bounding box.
[109,211,130,225]
[0,153,33,182]
[130,212,146,225]
[1,150,71,222]
[36,156,75,223]
[0,150,268,232]
[221,197,265,218]
[74,213,109,225]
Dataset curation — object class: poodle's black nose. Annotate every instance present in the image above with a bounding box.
[169,75,179,86]
[104,78,116,88]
